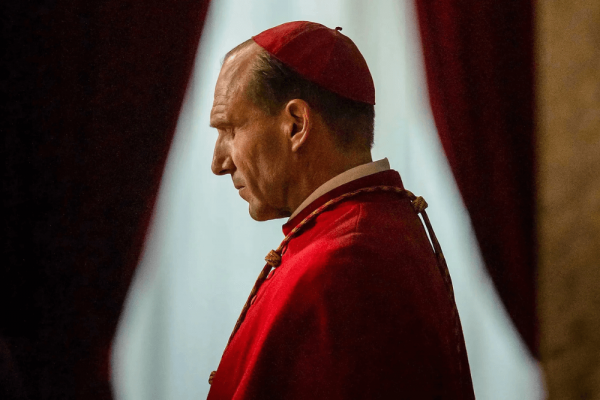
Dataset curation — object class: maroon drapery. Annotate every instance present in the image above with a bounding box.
[2,1,210,398]
[414,1,537,355]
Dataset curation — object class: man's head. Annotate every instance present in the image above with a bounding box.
[210,22,375,221]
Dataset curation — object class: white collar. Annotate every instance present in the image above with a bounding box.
[288,158,390,221]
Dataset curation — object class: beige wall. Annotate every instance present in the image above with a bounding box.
[538,0,600,399]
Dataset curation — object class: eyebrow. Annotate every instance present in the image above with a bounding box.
[209,103,230,129]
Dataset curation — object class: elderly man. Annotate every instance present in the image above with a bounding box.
[208,21,475,399]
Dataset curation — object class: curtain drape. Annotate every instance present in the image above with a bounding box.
[2,1,210,398]
[414,0,537,356]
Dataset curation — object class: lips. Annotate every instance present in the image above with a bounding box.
[237,186,247,200]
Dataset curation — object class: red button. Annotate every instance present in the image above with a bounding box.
[250,296,256,305]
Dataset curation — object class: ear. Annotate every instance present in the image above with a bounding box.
[283,99,311,153]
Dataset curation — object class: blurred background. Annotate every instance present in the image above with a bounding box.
[112,0,542,398]
[2,0,598,399]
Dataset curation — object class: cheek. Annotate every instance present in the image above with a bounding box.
[231,134,258,178]
[233,128,286,195]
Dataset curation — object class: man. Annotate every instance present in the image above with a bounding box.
[208,21,475,399]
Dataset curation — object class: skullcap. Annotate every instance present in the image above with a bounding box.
[252,21,375,105]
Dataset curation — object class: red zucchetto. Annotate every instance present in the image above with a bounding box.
[252,21,375,105]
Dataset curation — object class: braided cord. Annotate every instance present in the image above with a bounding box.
[210,185,458,385]
[224,186,412,348]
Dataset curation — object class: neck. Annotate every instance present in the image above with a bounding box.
[286,149,372,216]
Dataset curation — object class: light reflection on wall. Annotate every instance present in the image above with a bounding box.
[112,0,545,399]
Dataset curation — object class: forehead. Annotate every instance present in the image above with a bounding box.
[210,45,259,128]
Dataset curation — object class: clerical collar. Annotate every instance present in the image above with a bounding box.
[288,158,390,221]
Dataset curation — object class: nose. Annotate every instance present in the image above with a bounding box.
[211,134,235,176]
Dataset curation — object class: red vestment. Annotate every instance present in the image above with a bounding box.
[208,170,475,399]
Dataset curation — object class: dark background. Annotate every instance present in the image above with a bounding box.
[2,1,209,398]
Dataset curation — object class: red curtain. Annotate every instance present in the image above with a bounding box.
[414,1,537,355]
[2,1,210,398]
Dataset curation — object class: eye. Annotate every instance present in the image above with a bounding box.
[216,128,234,139]
[216,125,236,140]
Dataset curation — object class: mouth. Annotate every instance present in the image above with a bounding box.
[236,186,247,200]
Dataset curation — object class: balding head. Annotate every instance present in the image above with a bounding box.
[223,39,374,151]
[213,40,261,110]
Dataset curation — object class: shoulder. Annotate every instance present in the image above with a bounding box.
[290,230,421,306]
[284,195,442,302]
[302,192,432,266]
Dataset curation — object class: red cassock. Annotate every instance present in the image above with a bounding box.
[208,170,475,399]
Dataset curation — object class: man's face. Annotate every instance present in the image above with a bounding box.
[210,46,292,221]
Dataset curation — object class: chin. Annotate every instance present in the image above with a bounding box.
[248,201,290,222]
